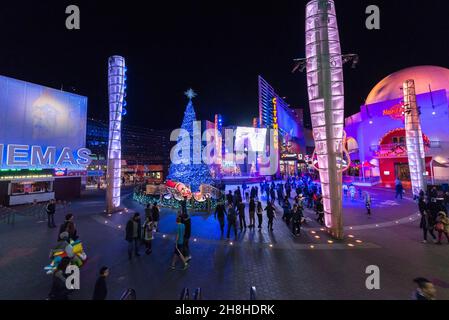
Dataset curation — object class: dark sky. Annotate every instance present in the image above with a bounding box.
[1,0,449,130]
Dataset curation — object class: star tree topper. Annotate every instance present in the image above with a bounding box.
[184,88,197,100]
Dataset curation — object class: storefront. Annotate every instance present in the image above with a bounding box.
[0,75,92,205]
[345,66,449,186]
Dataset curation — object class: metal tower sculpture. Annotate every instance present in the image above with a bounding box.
[106,56,127,213]
[304,0,349,239]
[403,79,427,197]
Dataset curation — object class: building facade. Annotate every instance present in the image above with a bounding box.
[345,66,449,187]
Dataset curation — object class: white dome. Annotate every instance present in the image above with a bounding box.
[366,65,449,105]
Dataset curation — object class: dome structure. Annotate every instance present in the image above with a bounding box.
[366,65,449,105]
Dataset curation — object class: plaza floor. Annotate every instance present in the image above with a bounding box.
[1,186,448,300]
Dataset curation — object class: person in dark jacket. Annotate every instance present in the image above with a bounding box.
[125,213,141,260]
[226,203,238,240]
[92,266,109,300]
[237,201,247,230]
[145,204,152,220]
[58,214,78,241]
[46,199,56,228]
[226,191,234,205]
[151,202,160,231]
[180,196,188,215]
[316,197,324,225]
[215,202,226,235]
[248,198,256,228]
[291,204,303,236]
[270,187,276,205]
[256,201,263,229]
[181,212,192,260]
[48,257,71,300]
[413,278,436,300]
[265,202,276,231]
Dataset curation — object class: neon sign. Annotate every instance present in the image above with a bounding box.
[382,103,405,120]
[272,97,279,153]
[0,144,92,169]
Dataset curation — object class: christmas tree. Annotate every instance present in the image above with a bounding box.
[168,89,213,191]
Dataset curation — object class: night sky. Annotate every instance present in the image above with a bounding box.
[1,0,449,130]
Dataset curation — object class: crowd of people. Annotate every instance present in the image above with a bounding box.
[44,201,110,300]
[418,187,449,244]
[42,176,449,300]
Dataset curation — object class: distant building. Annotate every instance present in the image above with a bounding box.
[345,66,449,187]
[86,119,172,187]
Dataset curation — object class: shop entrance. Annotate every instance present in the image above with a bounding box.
[395,163,411,181]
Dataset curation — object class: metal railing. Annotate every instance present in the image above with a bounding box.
[120,288,136,300]
[180,288,202,300]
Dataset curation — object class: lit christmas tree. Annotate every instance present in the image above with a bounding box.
[168,89,213,191]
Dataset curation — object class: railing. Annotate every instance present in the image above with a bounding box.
[120,288,136,300]
[193,288,202,300]
[180,288,190,300]
[180,288,202,300]
[344,176,381,184]
[250,286,257,300]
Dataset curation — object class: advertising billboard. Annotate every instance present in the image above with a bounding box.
[0,75,90,169]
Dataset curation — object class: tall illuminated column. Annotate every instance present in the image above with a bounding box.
[106,56,126,213]
[403,79,427,197]
[305,0,345,239]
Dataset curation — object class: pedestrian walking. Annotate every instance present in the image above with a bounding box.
[282,198,292,226]
[48,257,72,300]
[226,203,238,240]
[92,266,109,300]
[46,199,56,228]
[420,209,437,244]
[265,202,276,231]
[291,204,303,237]
[349,184,356,201]
[214,202,226,235]
[395,178,404,199]
[125,213,141,260]
[181,211,192,261]
[170,216,189,270]
[145,203,152,220]
[237,200,247,230]
[365,192,372,216]
[151,202,160,231]
[256,200,263,229]
[248,197,256,228]
[142,215,154,254]
[435,212,449,244]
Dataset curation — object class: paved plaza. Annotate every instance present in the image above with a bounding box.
[1,186,449,300]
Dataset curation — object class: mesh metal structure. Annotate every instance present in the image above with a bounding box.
[106,56,126,213]
[305,0,345,239]
[403,79,427,197]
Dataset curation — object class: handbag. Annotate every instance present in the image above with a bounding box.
[435,222,444,232]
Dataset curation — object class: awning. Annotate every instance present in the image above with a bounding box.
[432,160,449,168]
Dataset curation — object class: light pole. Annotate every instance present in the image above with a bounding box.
[293,0,355,239]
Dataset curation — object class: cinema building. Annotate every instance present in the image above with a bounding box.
[0,75,91,206]
[345,66,449,187]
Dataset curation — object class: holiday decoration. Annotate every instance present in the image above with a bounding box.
[44,239,87,274]
[167,89,213,191]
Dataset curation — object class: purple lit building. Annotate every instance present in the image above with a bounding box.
[345,66,449,187]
